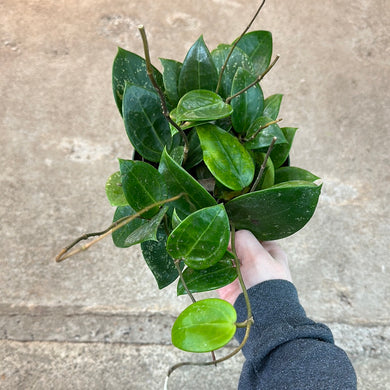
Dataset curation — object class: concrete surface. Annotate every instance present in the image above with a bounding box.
[1,0,389,389]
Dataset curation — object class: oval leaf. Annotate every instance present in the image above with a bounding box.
[178,36,218,97]
[274,166,320,184]
[269,127,297,168]
[231,67,264,134]
[235,30,273,76]
[252,151,275,190]
[212,44,254,99]
[177,259,237,295]
[158,148,216,217]
[160,58,182,107]
[112,48,163,115]
[141,227,184,289]
[172,298,237,352]
[112,205,167,248]
[263,94,283,120]
[166,204,230,269]
[225,182,322,240]
[175,90,233,122]
[105,171,128,207]
[119,159,167,219]
[244,116,287,150]
[122,84,172,162]
[197,124,255,191]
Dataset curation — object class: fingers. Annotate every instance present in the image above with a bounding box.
[219,230,292,303]
[234,230,270,264]
[261,241,288,264]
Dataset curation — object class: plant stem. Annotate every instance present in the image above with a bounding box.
[55,193,185,263]
[225,55,280,104]
[250,137,277,192]
[174,259,196,304]
[243,118,282,142]
[215,0,266,95]
[138,25,189,162]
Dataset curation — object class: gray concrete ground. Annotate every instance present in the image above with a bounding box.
[1,0,389,389]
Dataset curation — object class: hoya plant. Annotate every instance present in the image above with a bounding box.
[56,1,321,386]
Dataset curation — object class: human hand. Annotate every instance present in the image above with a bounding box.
[218,230,292,305]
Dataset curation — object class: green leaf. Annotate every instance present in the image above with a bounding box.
[112,205,167,248]
[178,36,218,97]
[175,90,233,122]
[158,148,216,217]
[183,128,203,170]
[119,159,167,219]
[166,204,230,270]
[252,151,275,190]
[177,259,237,295]
[263,94,283,120]
[235,31,273,75]
[212,44,254,99]
[122,84,172,162]
[275,167,320,184]
[172,298,237,352]
[269,127,297,168]
[225,182,322,240]
[230,67,264,134]
[160,58,182,107]
[244,116,287,150]
[197,124,255,191]
[171,209,182,230]
[105,171,128,207]
[141,227,184,289]
[169,145,185,165]
[112,48,163,115]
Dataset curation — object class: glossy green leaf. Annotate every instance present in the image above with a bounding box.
[269,127,298,168]
[178,36,218,97]
[119,159,167,219]
[169,146,185,165]
[230,67,264,134]
[252,151,275,190]
[235,31,273,75]
[263,94,283,120]
[244,116,287,150]
[197,124,255,191]
[141,227,184,289]
[166,204,230,270]
[177,259,237,295]
[212,44,254,99]
[112,205,167,248]
[160,58,182,107]
[226,182,322,240]
[158,148,216,217]
[112,48,163,115]
[275,166,320,184]
[122,84,172,162]
[105,171,128,207]
[183,128,203,170]
[171,209,182,230]
[172,298,237,352]
[175,90,233,122]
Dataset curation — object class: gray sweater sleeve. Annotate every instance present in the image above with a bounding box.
[234,280,357,390]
